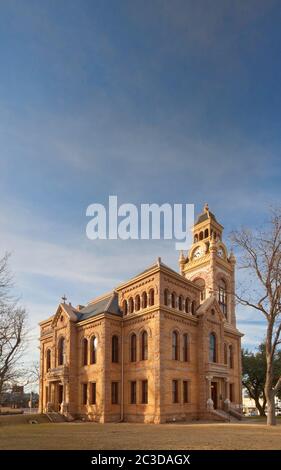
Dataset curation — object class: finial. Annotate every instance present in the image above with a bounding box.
[178,250,185,262]
[157,257,161,266]
[61,294,67,304]
[204,203,209,213]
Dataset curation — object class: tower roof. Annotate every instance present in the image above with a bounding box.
[194,203,222,228]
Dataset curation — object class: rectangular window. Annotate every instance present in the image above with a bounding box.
[90,382,96,405]
[230,383,235,402]
[172,380,179,403]
[183,381,189,403]
[141,380,148,404]
[111,382,119,404]
[82,383,88,405]
[130,381,137,404]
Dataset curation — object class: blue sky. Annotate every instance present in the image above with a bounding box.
[1,0,281,373]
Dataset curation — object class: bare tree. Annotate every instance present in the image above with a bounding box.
[0,253,28,396]
[231,208,281,426]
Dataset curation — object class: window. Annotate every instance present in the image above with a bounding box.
[58,337,65,366]
[112,335,119,363]
[142,291,147,309]
[141,380,148,404]
[46,349,51,371]
[90,336,97,364]
[185,298,190,313]
[123,299,128,315]
[45,386,49,403]
[209,333,217,363]
[135,295,140,311]
[149,288,154,306]
[82,383,88,405]
[128,297,134,314]
[164,289,169,306]
[199,231,203,240]
[194,278,206,302]
[111,382,119,404]
[183,334,189,362]
[82,338,88,366]
[171,292,176,308]
[183,381,189,403]
[141,331,148,361]
[229,345,234,369]
[204,229,209,238]
[178,296,183,311]
[229,383,235,402]
[218,279,227,316]
[172,331,179,360]
[130,334,137,362]
[224,343,228,365]
[191,301,196,315]
[130,381,137,404]
[90,382,96,405]
[172,380,179,403]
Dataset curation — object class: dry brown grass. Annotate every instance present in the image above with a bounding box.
[0,419,281,450]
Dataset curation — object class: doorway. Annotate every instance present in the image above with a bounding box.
[58,384,63,406]
[211,382,218,409]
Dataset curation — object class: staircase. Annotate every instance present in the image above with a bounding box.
[46,412,66,423]
[210,408,243,422]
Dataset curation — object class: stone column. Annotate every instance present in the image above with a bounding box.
[206,375,214,410]
[224,378,230,411]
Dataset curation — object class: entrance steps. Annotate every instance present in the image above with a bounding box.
[46,412,66,423]
[211,408,243,422]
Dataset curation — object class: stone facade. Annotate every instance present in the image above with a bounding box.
[39,205,243,423]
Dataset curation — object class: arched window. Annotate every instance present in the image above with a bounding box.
[185,298,190,313]
[142,291,147,309]
[194,234,198,243]
[178,296,183,311]
[209,333,217,363]
[218,279,227,316]
[183,334,189,362]
[171,292,176,309]
[141,331,148,361]
[164,289,169,306]
[130,334,137,362]
[229,344,234,369]
[90,336,97,364]
[123,299,128,315]
[172,331,179,360]
[204,228,209,238]
[149,289,154,306]
[58,337,65,366]
[194,278,206,302]
[199,231,203,241]
[224,343,228,365]
[112,335,119,363]
[128,297,134,314]
[135,295,140,311]
[46,349,51,371]
[191,300,196,315]
[82,338,88,366]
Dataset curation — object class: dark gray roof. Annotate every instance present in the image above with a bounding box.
[77,291,121,322]
[195,211,217,226]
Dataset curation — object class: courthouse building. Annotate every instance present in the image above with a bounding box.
[39,205,243,423]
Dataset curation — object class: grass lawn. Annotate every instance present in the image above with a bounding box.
[1,416,281,450]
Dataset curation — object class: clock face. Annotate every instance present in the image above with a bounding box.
[193,247,202,259]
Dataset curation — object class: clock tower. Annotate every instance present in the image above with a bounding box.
[179,204,236,326]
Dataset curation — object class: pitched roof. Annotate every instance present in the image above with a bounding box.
[77,291,121,322]
[194,210,217,226]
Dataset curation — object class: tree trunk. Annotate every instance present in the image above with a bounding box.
[266,393,276,425]
[255,399,266,417]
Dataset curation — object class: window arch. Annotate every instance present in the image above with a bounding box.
[141,331,148,361]
[46,349,51,371]
[229,344,234,368]
[199,231,203,240]
[123,299,128,315]
[130,333,137,362]
[204,228,209,238]
[172,331,179,360]
[209,333,217,363]
[185,297,190,313]
[128,297,134,314]
[194,234,198,243]
[58,337,65,366]
[142,291,147,309]
[135,295,140,312]
[178,295,183,311]
[224,343,228,365]
[112,335,119,363]
[164,289,169,306]
[171,292,176,308]
[82,338,88,366]
[183,334,189,362]
[218,279,227,316]
[90,336,97,364]
[191,300,196,315]
[149,288,154,306]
